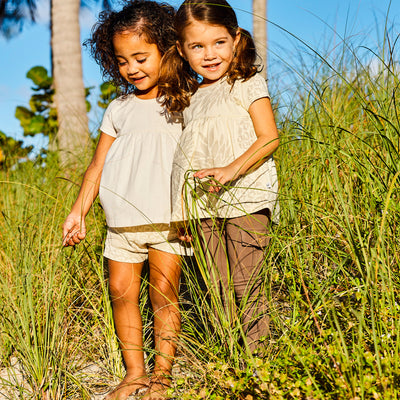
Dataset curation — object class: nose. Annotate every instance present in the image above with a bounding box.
[127,62,138,75]
[204,46,216,61]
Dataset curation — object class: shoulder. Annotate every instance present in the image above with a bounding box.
[237,73,268,93]
[102,95,134,121]
[230,73,270,110]
[100,95,136,136]
[106,94,134,111]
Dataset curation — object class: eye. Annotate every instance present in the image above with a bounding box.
[117,61,127,66]
[137,58,147,64]
[216,40,225,46]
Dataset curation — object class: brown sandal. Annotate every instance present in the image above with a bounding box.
[141,375,171,400]
[105,376,149,400]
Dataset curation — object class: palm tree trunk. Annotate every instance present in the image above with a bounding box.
[51,0,89,166]
[252,0,268,78]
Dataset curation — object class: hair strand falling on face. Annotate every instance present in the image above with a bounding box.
[159,0,261,113]
[85,0,176,96]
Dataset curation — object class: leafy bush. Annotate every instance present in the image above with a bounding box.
[0,130,32,169]
[14,66,58,142]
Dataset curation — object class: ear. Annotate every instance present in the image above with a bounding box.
[176,40,186,60]
[233,29,241,50]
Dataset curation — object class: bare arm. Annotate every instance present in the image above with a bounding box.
[62,132,115,246]
[194,97,279,191]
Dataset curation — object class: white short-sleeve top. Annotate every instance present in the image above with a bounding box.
[171,73,279,222]
[99,94,182,227]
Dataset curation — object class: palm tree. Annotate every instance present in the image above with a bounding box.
[252,0,268,78]
[0,0,111,166]
[51,0,89,165]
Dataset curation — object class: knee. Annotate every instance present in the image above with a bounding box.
[149,279,178,309]
[109,274,138,302]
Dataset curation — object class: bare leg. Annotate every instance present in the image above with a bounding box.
[105,260,149,400]
[143,249,181,400]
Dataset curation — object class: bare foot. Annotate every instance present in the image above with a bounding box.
[141,376,171,400]
[105,375,149,400]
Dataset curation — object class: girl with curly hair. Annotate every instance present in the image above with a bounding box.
[62,1,186,398]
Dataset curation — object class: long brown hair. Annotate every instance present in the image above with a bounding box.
[159,0,260,113]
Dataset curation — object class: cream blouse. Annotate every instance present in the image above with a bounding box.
[171,73,279,222]
[99,95,182,228]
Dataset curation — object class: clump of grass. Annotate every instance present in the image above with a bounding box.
[265,23,399,400]
[0,158,115,398]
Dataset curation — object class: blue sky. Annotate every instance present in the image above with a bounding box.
[0,0,397,151]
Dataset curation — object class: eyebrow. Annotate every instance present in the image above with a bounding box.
[115,51,150,57]
[187,36,229,47]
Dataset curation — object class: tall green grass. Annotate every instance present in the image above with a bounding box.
[0,22,399,400]
[0,159,120,399]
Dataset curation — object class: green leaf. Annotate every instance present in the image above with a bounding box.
[15,106,34,129]
[26,115,46,135]
[30,94,49,113]
[85,86,94,97]
[98,81,118,108]
[100,81,116,95]
[26,66,52,88]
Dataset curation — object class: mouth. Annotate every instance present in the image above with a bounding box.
[130,76,146,84]
[202,63,221,71]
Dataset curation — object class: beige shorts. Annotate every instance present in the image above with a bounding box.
[104,224,189,263]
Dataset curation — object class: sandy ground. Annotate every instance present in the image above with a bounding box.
[0,358,184,399]
[0,358,115,399]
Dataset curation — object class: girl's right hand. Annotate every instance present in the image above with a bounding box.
[194,165,237,192]
[177,226,192,243]
[62,214,87,247]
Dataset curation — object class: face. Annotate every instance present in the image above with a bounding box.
[113,31,163,99]
[177,19,240,86]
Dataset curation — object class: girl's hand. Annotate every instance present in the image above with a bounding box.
[62,214,87,247]
[177,226,192,242]
[194,165,237,192]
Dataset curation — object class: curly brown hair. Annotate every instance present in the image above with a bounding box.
[85,0,176,95]
[159,0,261,113]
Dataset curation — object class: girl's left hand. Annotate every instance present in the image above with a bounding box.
[194,165,237,192]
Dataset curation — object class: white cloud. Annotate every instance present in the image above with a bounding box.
[36,0,50,25]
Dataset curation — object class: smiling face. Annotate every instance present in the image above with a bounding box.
[177,19,240,87]
[113,30,163,99]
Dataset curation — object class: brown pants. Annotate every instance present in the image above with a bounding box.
[197,209,270,352]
